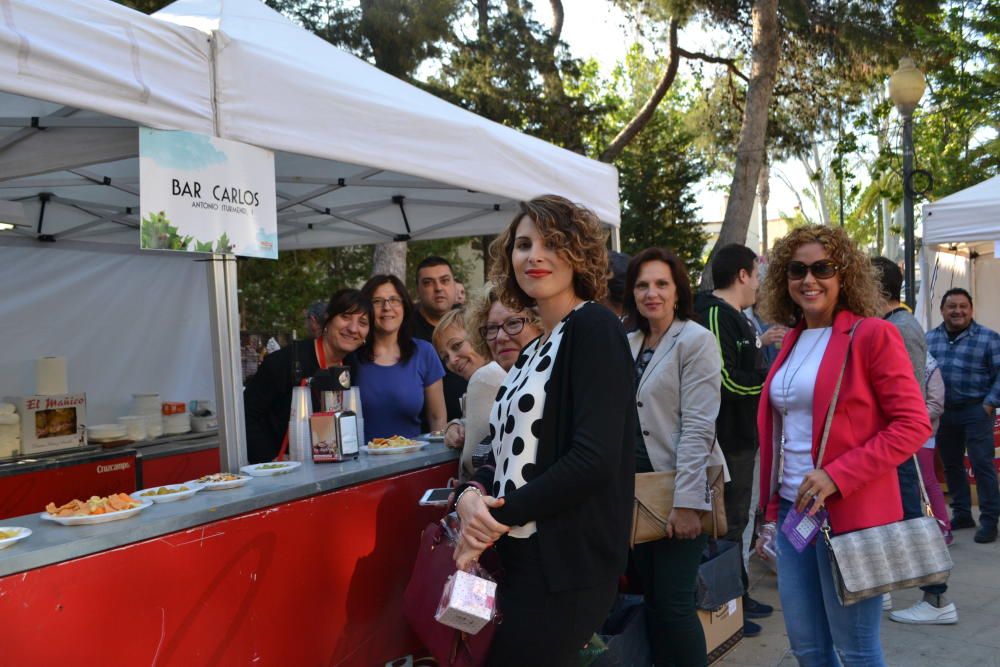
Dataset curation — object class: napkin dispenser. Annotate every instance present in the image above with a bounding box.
[309,366,351,413]
[6,393,87,455]
[310,410,359,462]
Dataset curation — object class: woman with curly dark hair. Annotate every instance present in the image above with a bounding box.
[452,195,636,666]
[755,225,930,666]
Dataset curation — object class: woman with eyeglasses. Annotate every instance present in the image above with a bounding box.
[355,275,448,441]
[754,225,930,666]
[451,195,635,666]
[444,288,544,481]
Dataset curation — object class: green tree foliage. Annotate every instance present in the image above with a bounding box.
[426,3,602,152]
[907,1,999,199]
[238,247,372,333]
[579,48,708,277]
[265,0,461,78]
[116,0,171,12]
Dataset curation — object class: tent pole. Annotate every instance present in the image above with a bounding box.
[610,225,621,252]
[207,254,247,472]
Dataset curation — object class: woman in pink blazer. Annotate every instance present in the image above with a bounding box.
[755,225,930,666]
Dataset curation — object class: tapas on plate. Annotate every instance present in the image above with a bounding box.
[188,472,251,491]
[240,461,302,477]
[41,494,151,526]
[0,527,31,549]
[131,483,203,503]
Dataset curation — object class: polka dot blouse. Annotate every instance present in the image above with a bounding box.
[488,309,572,538]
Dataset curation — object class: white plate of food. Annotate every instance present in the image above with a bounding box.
[0,527,31,550]
[239,461,302,477]
[362,436,427,455]
[131,483,203,503]
[41,495,152,526]
[188,472,251,490]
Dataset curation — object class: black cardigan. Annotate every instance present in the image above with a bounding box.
[243,340,359,464]
[470,302,637,592]
[244,340,318,464]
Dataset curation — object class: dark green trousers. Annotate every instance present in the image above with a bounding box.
[633,533,709,667]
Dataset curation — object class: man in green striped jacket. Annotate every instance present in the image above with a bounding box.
[695,243,773,636]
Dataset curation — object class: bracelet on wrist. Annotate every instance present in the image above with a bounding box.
[456,485,483,508]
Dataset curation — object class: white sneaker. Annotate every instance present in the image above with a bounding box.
[882,593,892,611]
[889,601,958,625]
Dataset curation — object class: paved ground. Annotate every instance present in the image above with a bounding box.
[719,512,1000,667]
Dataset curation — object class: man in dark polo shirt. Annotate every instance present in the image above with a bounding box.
[411,256,467,422]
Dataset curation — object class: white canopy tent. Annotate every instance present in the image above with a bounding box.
[0,0,621,469]
[0,0,619,247]
[918,175,1000,332]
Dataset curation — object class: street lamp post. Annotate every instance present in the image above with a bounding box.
[889,57,926,309]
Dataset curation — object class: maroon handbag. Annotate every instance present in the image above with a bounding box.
[403,519,501,667]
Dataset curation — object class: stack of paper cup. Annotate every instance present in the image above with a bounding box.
[0,403,19,458]
[288,386,313,464]
[133,393,163,439]
[36,356,68,395]
[345,387,365,447]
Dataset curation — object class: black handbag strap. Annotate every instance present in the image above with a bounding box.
[815,319,933,516]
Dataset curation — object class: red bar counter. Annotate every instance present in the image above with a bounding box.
[0,444,458,666]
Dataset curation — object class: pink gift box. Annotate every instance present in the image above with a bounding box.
[434,569,497,634]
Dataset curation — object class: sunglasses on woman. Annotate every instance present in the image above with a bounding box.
[479,317,530,341]
[787,260,840,280]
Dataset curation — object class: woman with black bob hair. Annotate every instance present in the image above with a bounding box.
[244,288,372,463]
[452,194,636,666]
[625,247,724,667]
[355,274,447,441]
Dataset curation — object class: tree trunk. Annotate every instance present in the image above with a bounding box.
[758,157,770,253]
[476,0,489,39]
[372,241,407,279]
[703,0,779,290]
[810,144,831,225]
[600,19,680,163]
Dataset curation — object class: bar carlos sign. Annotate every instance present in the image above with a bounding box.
[139,128,277,259]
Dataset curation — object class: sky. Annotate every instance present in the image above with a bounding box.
[533,0,819,224]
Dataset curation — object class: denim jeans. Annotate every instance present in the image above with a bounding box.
[938,403,999,527]
[777,500,886,667]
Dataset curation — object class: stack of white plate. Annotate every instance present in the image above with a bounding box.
[88,424,127,443]
[163,412,191,435]
[117,415,148,441]
[133,393,163,438]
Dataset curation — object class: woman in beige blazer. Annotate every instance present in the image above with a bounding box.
[625,247,723,667]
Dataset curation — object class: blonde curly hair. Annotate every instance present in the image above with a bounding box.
[466,283,542,358]
[488,195,609,312]
[759,224,884,325]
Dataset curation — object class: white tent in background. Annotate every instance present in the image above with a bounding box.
[0,0,620,469]
[918,175,1000,332]
[0,0,619,248]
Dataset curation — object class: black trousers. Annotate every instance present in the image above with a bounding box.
[634,534,709,667]
[487,535,617,667]
[721,445,756,596]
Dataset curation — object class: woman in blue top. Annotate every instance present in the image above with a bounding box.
[356,274,447,440]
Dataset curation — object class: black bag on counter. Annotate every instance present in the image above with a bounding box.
[697,539,744,610]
